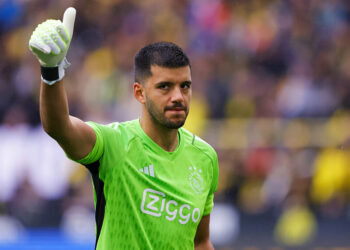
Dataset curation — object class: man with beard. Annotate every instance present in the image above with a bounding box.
[29,7,219,250]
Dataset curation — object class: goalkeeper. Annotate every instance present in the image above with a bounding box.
[29,7,219,250]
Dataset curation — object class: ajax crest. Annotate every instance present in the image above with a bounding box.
[189,166,204,194]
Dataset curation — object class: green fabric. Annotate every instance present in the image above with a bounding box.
[76,119,219,250]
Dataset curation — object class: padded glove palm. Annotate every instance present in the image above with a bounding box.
[29,8,76,84]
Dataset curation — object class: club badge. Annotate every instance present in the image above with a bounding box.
[189,166,204,194]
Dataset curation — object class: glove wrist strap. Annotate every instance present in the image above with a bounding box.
[40,58,70,85]
[40,65,59,82]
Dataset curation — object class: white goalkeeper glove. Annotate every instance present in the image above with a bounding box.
[29,7,76,85]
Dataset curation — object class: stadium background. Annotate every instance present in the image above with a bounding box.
[1,0,350,249]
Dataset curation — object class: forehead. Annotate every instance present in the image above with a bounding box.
[147,65,191,84]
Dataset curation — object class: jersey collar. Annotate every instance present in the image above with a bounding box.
[136,118,184,158]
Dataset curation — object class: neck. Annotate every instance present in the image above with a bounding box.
[139,115,179,152]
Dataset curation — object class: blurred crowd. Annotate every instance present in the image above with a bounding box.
[1,0,350,247]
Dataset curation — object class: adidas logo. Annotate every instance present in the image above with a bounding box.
[139,165,155,177]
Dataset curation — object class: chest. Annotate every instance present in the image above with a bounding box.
[125,142,211,195]
[105,140,212,223]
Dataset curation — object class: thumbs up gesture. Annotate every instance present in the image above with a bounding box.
[29,7,76,84]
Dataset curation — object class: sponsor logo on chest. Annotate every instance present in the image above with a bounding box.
[140,188,201,224]
[138,164,205,224]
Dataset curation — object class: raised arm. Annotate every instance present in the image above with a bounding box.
[30,7,96,161]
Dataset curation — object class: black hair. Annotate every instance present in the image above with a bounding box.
[134,41,191,83]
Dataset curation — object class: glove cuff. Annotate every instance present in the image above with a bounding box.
[41,58,70,85]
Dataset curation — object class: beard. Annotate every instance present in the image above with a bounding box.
[145,95,188,129]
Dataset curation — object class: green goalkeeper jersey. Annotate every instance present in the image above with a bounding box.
[75,119,219,250]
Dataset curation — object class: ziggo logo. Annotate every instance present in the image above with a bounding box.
[140,188,201,224]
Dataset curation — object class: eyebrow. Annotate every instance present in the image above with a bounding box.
[155,80,192,87]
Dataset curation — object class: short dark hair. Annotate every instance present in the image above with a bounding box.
[134,42,191,83]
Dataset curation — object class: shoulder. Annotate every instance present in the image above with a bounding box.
[87,119,139,142]
[180,127,217,161]
[88,119,137,131]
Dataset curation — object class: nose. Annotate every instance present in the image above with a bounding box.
[171,86,184,103]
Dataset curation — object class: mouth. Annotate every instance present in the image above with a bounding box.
[165,105,186,112]
[165,108,186,113]
[166,111,185,117]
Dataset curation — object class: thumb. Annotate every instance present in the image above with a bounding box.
[63,7,76,40]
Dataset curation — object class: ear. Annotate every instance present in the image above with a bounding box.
[133,82,146,104]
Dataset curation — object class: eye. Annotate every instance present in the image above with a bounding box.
[159,84,169,89]
[157,82,170,90]
[181,82,191,89]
